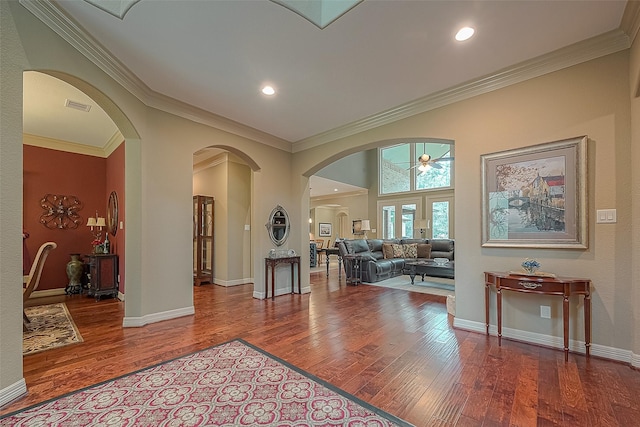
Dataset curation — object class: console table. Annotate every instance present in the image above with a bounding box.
[265,256,301,300]
[322,247,342,278]
[484,271,591,361]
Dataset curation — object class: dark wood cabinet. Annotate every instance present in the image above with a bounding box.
[193,195,214,286]
[85,254,119,300]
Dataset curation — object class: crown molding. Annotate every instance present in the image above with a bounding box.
[193,153,228,174]
[621,0,640,45]
[292,29,630,153]
[19,1,632,155]
[19,0,292,153]
[311,189,368,202]
[23,133,107,157]
[103,130,124,157]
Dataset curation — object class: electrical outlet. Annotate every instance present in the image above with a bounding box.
[540,305,551,319]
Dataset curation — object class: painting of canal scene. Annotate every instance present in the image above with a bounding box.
[481,136,587,248]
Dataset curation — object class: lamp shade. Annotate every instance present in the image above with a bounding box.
[96,217,106,227]
[86,217,97,227]
[414,219,427,229]
[361,220,371,231]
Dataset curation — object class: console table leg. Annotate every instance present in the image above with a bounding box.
[291,263,294,294]
[585,293,591,357]
[563,295,569,361]
[497,288,502,346]
[271,264,276,300]
[326,254,330,277]
[409,273,416,285]
[485,283,490,336]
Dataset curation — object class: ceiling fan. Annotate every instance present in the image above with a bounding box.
[410,153,454,175]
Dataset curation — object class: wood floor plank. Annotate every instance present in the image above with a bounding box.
[3,274,640,426]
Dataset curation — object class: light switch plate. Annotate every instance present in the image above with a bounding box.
[596,209,616,223]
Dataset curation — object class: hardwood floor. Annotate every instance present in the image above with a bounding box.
[4,272,640,425]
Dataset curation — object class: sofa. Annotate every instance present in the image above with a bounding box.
[336,238,454,283]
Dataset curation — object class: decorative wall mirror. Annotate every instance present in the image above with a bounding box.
[266,205,290,246]
[107,191,119,236]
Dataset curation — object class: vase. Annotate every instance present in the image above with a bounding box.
[66,253,84,294]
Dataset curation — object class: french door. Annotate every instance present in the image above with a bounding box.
[378,197,421,239]
[426,194,454,239]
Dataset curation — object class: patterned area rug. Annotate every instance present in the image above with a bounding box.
[2,339,413,426]
[23,303,83,356]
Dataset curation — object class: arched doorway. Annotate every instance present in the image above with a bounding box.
[192,147,256,289]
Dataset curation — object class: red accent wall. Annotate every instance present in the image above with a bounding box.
[106,142,125,293]
[23,144,124,292]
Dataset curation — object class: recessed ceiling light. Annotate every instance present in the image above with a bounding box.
[455,26,475,42]
[261,85,275,96]
[334,188,339,192]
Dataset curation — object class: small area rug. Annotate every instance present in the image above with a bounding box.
[2,339,413,426]
[23,303,83,356]
[366,275,455,297]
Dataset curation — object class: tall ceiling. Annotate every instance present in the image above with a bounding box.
[22,0,631,149]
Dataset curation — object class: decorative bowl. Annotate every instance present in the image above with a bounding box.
[433,257,449,265]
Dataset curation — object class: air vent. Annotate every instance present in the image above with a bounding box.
[64,99,92,112]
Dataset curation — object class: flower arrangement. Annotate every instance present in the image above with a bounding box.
[521,258,540,274]
[91,239,104,254]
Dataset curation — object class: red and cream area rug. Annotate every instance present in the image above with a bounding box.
[1,339,413,426]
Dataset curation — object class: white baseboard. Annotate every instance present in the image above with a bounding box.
[30,288,124,301]
[0,379,27,409]
[212,277,253,287]
[31,288,66,298]
[122,306,194,328]
[631,351,640,368]
[453,317,634,364]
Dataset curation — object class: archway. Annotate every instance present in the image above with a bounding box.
[192,146,257,290]
[298,137,456,289]
[22,70,139,304]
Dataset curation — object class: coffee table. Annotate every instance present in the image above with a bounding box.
[403,259,454,284]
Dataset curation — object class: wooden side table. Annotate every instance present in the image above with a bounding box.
[265,256,301,300]
[84,254,119,300]
[484,271,591,361]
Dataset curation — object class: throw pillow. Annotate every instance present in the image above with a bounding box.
[391,244,405,258]
[382,243,394,259]
[417,243,432,259]
[403,243,418,258]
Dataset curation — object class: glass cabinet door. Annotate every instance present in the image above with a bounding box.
[193,195,214,286]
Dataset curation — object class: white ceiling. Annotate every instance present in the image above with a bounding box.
[20,1,632,195]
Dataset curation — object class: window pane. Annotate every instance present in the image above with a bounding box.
[432,201,449,238]
[401,204,416,239]
[416,144,452,190]
[380,145,410,194]
[382,206,395,239]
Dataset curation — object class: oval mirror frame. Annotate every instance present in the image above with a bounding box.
[107,191,118,236]
[266,205,290,246]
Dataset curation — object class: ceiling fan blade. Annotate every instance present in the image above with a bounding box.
[429,162,443,169]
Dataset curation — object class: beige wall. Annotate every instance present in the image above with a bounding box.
[294,50,636,362]
[629,24,640,364]
[1,2,296,402]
